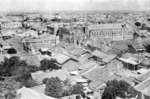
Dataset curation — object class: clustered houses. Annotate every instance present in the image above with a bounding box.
[1,12,150,99]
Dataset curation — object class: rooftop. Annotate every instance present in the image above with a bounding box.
[88,23,128,30]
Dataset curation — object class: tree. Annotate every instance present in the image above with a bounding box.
[7,48,17,54]
[40,59,59,71]
[62,78,73,96]
[27,65,40,73]
[102,80,134,99]
[0,78,20,99]
[72,84,84,95]
[0,56,21,76]
[43,78,49,84]
[14,66,31,82]
[135,22,141,27]
[45,77,64,98]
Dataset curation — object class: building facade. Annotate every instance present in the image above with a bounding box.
[87,23,133,41]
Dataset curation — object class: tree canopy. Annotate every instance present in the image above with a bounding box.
[45,77,84,98]
[40,58,59,71]
[45,77,64,98]
[7,48,17,54]
[102,80,134,99]
[0,56,39,88]
[0,78,20,99]
[135,22,141,27]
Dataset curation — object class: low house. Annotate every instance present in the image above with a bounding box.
[62,59,79,72]
[135,69,150,83]
[134,77,150,99]
[128,43,145,53]
[91,50,109,62]
[107,74,135,86]
[30,84,46,94]
[101,54,117,64]
[51,53,71,65]
[66,46,89,58]
[17,86,56,99]
[118,57,139,70]
[106,59,123,72]
[20,55,41,67]
[80,66,111,82]
[79,61,98,74]
[31,69,76,84]
[87,41,103,51]
[8,53,41,67]
[107,48,123,57]
[30,43,53,54]
[101,44,112,53]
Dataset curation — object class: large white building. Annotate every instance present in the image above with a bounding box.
[87,23,133,41]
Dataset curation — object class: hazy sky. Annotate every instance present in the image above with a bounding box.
[0,0,150,13]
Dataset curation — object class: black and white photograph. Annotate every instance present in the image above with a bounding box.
[0,0,150,99]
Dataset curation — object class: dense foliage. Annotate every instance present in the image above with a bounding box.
[0,56,40,93]
[40,58,59,71]
[44,77,84,98]
[45,77,64,98]
[0,78,20,99]
[7,48,17,54]
[102,80,134,99]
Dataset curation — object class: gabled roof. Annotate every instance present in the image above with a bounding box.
[30,84,45,94]
[20,55,41,67]
[31,43,53,50]
[17,86,56,99]
[106,59,123,71]
[52,53,71,65]
[91,50,109,59]
[31,69,76,84]
[89,79,105,90]
[101,44,112,52]
[81,66,111,81]
[62,59,79,72]
[134,77,150,94]
[79,60,96,70]
[102,54,117,63]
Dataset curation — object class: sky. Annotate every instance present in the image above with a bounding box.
[0,0,150,13]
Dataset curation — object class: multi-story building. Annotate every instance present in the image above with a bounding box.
[87,23,133,41]
[1,21,22,29]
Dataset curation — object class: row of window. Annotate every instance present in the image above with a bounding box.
[111,35,133,41]
[90,30,124,36]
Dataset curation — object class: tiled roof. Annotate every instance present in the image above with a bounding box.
[17,86,56,99]
[91,50,109,59]
[62,59,79,72]
[31,69,76,84]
